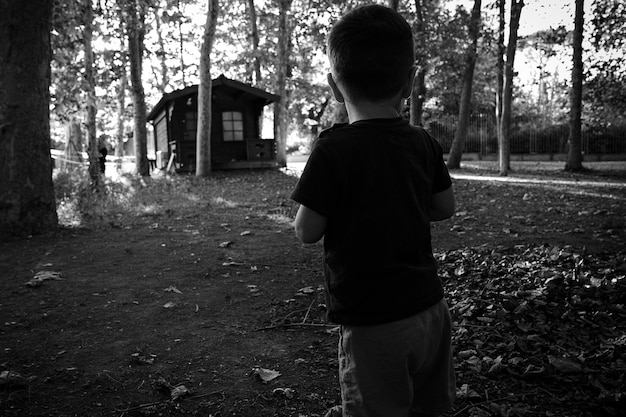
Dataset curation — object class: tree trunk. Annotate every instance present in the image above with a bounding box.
[177,0,186,86]
[274,0,293,168]
[411,69,427,126]
[499,0,523,176]
[447,0,482,169]
[62,118,84,171]
[246,0,262,86]
[0,0,58,237]
[566,0,584,171]
[153,2,169,94]
[196,0,219,177]
[115,6,127,165]
[126,0,150,176]
[83,0,100,186]
[495,0,505,147]
[410,0,427,127]
[116,37,127,163]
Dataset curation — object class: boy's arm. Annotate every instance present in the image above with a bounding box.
[429,187,455,221]
[294,204,327,243]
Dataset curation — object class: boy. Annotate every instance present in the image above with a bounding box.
[290,5,456,417]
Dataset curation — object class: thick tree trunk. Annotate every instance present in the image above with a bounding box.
[499,0,523,176]
[495,0,505,147]
[447,0,482,169]
[127,0,150,176]
[83,0,100,186]
[0,0,58,237]
[274,0,293,168]
[196,0,219,177]
[246,0,262,86]
[566,0,584,171]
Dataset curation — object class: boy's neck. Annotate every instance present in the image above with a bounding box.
[344,97,403,124]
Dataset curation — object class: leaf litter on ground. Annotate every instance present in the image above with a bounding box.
[4,167,625,417]
[439,243,625,416]
[25,270,63,287]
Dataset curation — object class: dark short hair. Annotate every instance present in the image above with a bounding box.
[327,4,415,101]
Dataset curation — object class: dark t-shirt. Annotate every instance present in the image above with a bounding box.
[291,117,452,325]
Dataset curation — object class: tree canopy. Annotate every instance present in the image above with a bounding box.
[42,0,624,156]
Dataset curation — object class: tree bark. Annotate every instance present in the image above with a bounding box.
[410,69,427,126]
[447,0,482,169]
[246,0,262,86]
[410,0,427,126]
[499,0,523,176]
[153,2,170,94]
[274,0,292,168]
[116,35,127,162]
[566,0,584,171]
[176,0,186,86]
[83,0,100,186]
[495,0,505,147]
[62,118,84,171]
[126,0,150,176]
[0,0,58,237]
[196,0,219,177]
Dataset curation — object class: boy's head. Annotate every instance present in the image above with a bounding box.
[327,4,415,103]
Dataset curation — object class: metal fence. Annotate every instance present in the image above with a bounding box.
[425,114,626,155]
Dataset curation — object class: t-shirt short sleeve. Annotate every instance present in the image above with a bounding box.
[430,135,452,194]
[290,142,336,218]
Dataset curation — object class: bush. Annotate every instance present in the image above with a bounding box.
[427,116,497,154]
[53,168,137,227]
[586,125,626,153]
[426,116,626,155]
[511,124,569,154]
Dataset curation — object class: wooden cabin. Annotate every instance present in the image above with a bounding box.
[147,75,281,171]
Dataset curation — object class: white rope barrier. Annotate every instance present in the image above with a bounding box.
[51,154,86,165]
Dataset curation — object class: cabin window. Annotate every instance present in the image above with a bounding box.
[222,111,244,142]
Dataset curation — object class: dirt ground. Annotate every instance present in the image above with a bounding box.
[1,161,625,416]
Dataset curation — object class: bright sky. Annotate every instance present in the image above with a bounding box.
[517,0,591,36]
[453,0,592,36]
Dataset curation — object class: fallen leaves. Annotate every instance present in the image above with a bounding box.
[440,244,626,416]
[547,356,583,375]
[252,367,281,383]
[0,370,30,388]
[25,270,62,287]
[163,285,182,294]
[4,169,624,417]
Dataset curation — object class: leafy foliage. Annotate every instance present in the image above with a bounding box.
[50,0,85,121]
[46,0,626,154]
[591,0,626,50]
[584,0,626,127]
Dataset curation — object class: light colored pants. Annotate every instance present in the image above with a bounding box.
[339,299,455,417]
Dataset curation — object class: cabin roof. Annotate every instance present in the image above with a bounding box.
[147,74,281,121]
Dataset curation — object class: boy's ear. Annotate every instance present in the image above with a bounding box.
[401,66,418,99]
[327,73,345,103]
